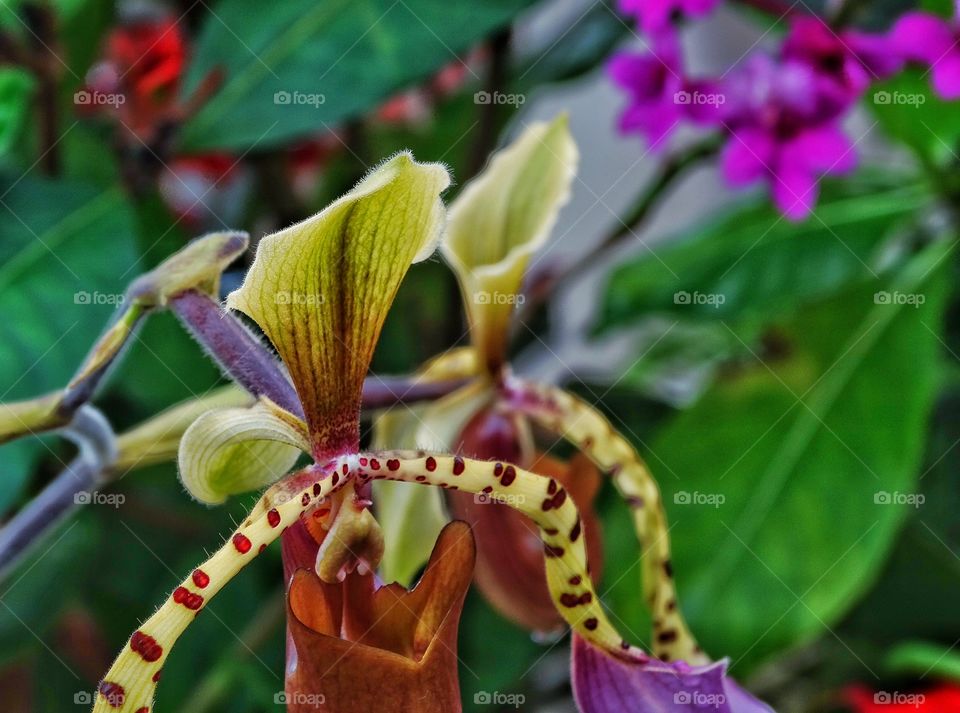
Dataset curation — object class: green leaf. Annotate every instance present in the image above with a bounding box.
[595,181,929,333]
[868,68,960,165]
[637,243,949,671]
[0,515,100,666]
[0,177,137,510]
[0,68,34,159]
[181,0,538,151]
[840,389,960,648]
[886,641,960,682]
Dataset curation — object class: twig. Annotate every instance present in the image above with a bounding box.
[0,406,115,579]
[465,28,512,181]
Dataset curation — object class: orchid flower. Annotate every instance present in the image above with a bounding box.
[368,117,773,711]
[89,152,638,712]
[890,9,960,100]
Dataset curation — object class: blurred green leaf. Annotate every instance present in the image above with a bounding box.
[840,390,960,651]
[637,243,949,671]
[595,181,928,333]
[0,68,34,159]
[0,177,137,510]
[182,0,538,151]
[869,68,960,165]
[459,589,542,712]
[885,640,960,681]
[0,515,100,666]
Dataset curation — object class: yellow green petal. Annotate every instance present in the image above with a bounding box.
[442,115,578,372]
[226,153,450,457]
[177,399,310,504]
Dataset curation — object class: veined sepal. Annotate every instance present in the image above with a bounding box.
[442,115,577,373]
[226,153,450,457]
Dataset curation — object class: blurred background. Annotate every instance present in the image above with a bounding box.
[0,0,958,711]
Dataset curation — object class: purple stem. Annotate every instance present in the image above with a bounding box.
[171,289,470,415]
[170,290,304,418]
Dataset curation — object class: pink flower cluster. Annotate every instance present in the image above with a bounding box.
[610,1,960,219]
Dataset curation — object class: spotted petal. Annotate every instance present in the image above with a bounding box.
[227,153,450,457]
[442,115,577,372]
[178,399,310,504]
[372,380,490,586]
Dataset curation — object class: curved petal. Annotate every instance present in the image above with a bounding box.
[115,385,253,471]
[93,461,353,713]
[890,12,955,66]
[178,399,310,504]
[361,451,634,658]
[506,380,705,664]
[442,115,578,372]
[572,635,774,713]
[931,53,960,100]
[227,153,450,457]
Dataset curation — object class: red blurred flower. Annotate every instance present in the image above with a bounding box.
[844,683,960,711]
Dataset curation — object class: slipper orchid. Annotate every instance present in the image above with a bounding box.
[370,117,774,711]
[90,151,634,712]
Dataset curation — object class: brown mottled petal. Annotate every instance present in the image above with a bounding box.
[286,522,475,713]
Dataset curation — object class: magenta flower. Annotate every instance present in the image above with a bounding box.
[608,34,686,148]
[783,16,903,101]
[572,635,774,713]
[719,54,856,220]
[609,33,726,148]
[619,0,720,35]
[890,11,960,99]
